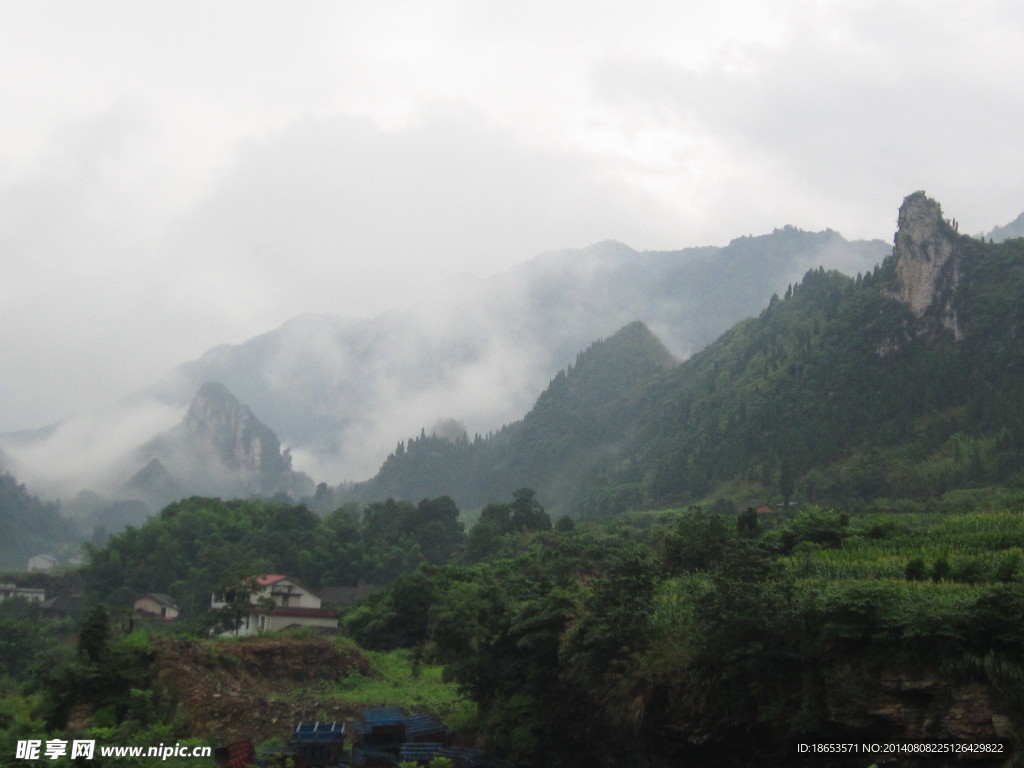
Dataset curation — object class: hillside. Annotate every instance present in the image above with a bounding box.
[151,636,370,743]
[154,229,885,484]
[628,192,1024,508]
[0,226,888,509]
[346,192,1024,514]
[345,321,675,511]
[0,472,75,568]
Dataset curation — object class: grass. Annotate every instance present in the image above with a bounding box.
[330,648,477,731]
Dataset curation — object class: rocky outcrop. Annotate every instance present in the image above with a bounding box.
[128,382,313,504]
[828,671,1014,745]
[890,192,964,338]
[183,382,288,478]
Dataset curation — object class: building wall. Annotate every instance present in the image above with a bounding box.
[230,610,336,636]
[27,556,56,573]
[0,583,45,603]
[134,596,179,619]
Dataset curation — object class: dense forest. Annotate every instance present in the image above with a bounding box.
[4,490,1024,766]
[0,473,76,569]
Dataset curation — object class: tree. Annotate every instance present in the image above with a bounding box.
[511,488,551,532]
[780,459,794,507]
[466,503,515,563]
[77,604,110,664]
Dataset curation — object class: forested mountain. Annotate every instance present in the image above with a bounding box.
[345,321,674,510]
[984,209,1024,242]
[1,226,888,505]
[0,473,75,568]
[145,230,886,485]
[629,192,1024,507]
[347,193,1024,514]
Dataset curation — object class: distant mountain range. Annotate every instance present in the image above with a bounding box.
[5,195,1024,531]
[1,221,890,512]
[135,227,889,478]
[340,192,1024,514]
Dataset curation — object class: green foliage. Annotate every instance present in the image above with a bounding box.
[780,507,849,553]
[0,473,76,569]
[328,648,475,730]
[347,321,676,513]
[81,494,469,620]
[78,604,111,663]
[510,488,551,532]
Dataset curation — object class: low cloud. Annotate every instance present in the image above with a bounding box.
[1,398,185,499]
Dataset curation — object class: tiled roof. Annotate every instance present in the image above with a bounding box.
[256,574,287,586]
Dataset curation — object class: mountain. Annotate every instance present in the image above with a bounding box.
[124,382,314,509]
[0,472,76,569]
[141,229,888,483]
[0,219,904,509]
[345,321,675,510]
[623,191,1024,507]
[982,209,1024,242]
[346,192,1024,514]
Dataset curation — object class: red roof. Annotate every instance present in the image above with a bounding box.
[257,574,288,586]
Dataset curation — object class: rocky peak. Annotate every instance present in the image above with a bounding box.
[128,383,312,506]
[890,192,962,336]
[184,382,288,477]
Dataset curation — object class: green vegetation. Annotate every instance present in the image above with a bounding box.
[343,321,676,513]
[332,206,1024,519]
[329,647,476,731]
[6,195,1024,766]
[333,500,1024,766]
[82,493,468,619]
[0,473,76,569]
[4,485,1024,765]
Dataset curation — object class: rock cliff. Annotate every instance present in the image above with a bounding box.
[890,192,964,337]
[183,382,288,478]
[127,382,312,504]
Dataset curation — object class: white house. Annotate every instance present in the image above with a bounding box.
[27,554,58,573]
[211,574,337,636]
[0,582,45,603]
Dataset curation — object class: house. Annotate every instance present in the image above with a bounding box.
[134,593,179,620]
[0,582,45,603]
[27,554,58,573]
[211,574,337,636]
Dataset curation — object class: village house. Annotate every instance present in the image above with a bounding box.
[27,554,58,573]
[134,593,179,620]
[0,582,45,603]
[211,574,337,636]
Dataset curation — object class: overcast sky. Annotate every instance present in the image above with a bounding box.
[2,0,1023,432]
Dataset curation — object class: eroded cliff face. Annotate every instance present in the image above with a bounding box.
[128,382,312,504]
[827,670,1015,746]
[890,192,963,337]
[184,381,287,477]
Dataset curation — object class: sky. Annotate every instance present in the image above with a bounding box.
[2,0,1024,433]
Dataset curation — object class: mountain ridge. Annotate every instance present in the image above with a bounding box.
[343,192,1024,514]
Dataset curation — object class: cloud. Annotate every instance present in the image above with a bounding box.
[2,0,1023,447]
[2,398,185,499]
[160,106,685,322]
[586,0,1024,238]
